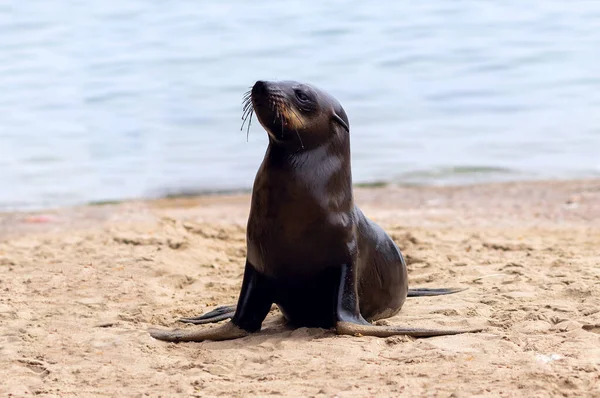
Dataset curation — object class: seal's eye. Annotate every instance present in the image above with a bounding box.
[295,89,309,102]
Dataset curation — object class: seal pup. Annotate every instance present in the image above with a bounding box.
[149,80,482,342]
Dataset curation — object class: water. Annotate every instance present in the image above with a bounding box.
[1,1,599,211]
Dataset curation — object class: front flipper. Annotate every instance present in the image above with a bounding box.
[149,261,273,343]
[179,305,236,325]
[336,322,483,338]
[149,321,247,342]
[407,287,467,297]
[335,263,483,338]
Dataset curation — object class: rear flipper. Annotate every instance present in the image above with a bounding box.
[178,288,468,324]
[407,287,467,297]
[179,305,236,325]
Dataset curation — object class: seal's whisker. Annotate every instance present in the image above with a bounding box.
[241,107,252,124]
[241,108,252,125]
[242,95,253,112]
[245,109,253,141]
[242,100,251,115]
[241,94,254,141]
[241,109,253,137]
[242,99,250,111]
[242,108,252,122]
[242,100,253,114]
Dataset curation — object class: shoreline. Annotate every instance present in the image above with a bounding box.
[3,161,599,214]
[2,176,599,216]
[1,177,599,241]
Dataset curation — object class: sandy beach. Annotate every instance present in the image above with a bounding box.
[1,179,599,397]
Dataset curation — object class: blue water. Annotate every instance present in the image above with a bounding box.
[1,1,599,211]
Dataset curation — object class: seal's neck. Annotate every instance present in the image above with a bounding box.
[264,136,353,205]
[268,133,350,167]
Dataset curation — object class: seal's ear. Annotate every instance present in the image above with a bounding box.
[332,113,349,133]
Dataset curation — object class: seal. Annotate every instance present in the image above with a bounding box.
[148,80,482,342]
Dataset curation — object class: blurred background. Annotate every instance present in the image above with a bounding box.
[0,1,599,211]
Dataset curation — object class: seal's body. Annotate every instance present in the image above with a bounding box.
[149,81,481,342]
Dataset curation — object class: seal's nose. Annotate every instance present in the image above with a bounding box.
[252,80,269,97]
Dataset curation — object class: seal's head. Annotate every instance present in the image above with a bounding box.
[242,80,349,149]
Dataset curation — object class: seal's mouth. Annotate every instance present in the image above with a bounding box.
[242,81,305,147]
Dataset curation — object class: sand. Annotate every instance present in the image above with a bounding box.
[1,179,599,397]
